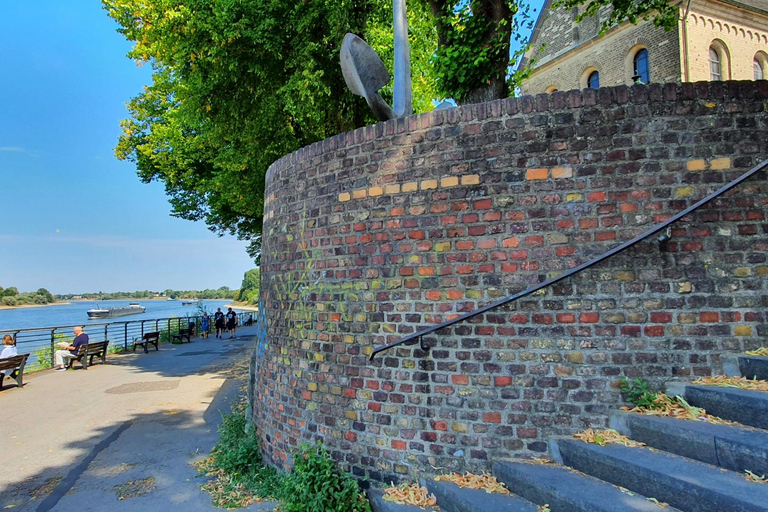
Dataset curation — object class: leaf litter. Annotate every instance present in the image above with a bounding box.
[382,483,437,508]
[693,375,768,392]
[434,471,511,494]
[573,429,646,447]
[622,393,736,425]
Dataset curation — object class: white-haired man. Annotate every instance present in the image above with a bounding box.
[52,326,89,372]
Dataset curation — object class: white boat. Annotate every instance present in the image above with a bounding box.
[87,302,147,319]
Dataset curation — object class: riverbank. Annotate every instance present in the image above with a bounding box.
[0,301,70,311]
[225,302,259,312]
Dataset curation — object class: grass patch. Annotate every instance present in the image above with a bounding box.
[195,407,370,511]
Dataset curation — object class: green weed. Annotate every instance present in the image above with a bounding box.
[620,378,660,409]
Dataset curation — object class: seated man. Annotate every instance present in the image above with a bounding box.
[52,326,89,372]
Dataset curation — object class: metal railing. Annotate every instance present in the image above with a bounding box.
[369,158,768,360]
[1,312,253,371]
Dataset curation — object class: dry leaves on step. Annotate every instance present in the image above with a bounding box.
[382,483,437,508]
[573,429,646,447]
[693,375,768,392]
[745,347,768,357]
[434,472,511,494]
[621,393,735,425]
[745,470,767,484]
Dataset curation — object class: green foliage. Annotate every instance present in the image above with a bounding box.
[280,442,371,512]
[30,345,53,371]
[207,410,282,498]
[235,268,260,304]
[620,377,660,409]
[554,0,679,35]
[104,0,437,258]
[213,412,263,475]
[0,286,56,307]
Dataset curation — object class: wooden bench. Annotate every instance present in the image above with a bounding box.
[172,323,195,344]
[67,341,109,370]
[133,331,160,353]
[0,354,29,390]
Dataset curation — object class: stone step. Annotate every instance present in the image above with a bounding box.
[493,460,682,512]
[368,488,440,512]
[610,409,768,475]
[666,382,768,430]
[722,354,768,381]
[422,478,540,512]
[553,437,768,512]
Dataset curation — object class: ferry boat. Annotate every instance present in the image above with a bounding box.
[87,302,147,319]
[181,299,199,306]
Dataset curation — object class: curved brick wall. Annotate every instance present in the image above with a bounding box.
[252,81,768,482]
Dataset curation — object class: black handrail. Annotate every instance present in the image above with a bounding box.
[369,158,768,360]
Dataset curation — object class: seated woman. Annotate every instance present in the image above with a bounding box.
[1,335,18,379]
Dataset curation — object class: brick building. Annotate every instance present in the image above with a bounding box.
[520,0,768,95]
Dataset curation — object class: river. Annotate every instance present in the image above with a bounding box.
[0,299,236,331]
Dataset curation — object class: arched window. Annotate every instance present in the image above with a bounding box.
[755,53,768,80]
[710,47,722,81]
[633,49,649,84]
[588,71,600,89]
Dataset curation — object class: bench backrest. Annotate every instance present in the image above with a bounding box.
[143,332,160,341]
[0,354,28,371]
[76,341,109,356]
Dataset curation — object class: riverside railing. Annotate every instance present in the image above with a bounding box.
[1,311,252,372]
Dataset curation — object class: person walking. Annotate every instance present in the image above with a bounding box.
[214,308,225,339]
[225,307,237,338]
[201,312,210,339]
[52,326,89,371]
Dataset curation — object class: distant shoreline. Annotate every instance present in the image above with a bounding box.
[0,301,71,311]
[226,302,260,312]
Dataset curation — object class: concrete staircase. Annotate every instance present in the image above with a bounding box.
[369,355,768,512]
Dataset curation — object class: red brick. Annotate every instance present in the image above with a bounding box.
[344,431,357,442]
[651,312,673,323]
[644,325,665,336]
[483,412,502,423]
[700,312,719,322]
[556,313,576,323]
[452,375,469,385]
[392,440,407,450]
[494,376,513,386]
[580,312,599,323]
[368,402,381,412]
[595,231,616,241]
[474,198,493,209]
[588,191,606,202]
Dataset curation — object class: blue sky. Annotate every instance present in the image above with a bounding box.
[0,2,255,295]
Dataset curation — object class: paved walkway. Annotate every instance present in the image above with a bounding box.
[0,327,277,512]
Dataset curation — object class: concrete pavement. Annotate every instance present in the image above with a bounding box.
[0,327,277,512]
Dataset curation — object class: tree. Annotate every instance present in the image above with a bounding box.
[106,0,675,252]
[236,268,260,303]
[104,0,437,258]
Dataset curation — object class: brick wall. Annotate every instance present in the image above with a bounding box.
[252,81,768,484]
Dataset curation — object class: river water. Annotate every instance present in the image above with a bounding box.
[0,299,236,331]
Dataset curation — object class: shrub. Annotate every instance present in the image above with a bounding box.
[620,377,660,409]
[280,442,371,512]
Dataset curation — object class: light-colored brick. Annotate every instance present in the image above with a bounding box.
[526,168,549,180]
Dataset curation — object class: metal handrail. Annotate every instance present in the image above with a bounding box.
[369,158,768,360]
